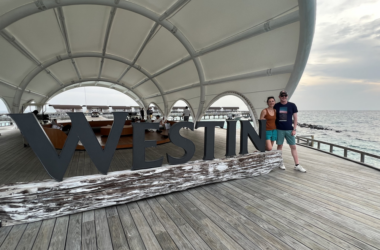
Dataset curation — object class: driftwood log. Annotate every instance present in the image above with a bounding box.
[0,151,282,226]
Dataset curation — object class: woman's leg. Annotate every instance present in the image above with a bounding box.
[265,140,273,151]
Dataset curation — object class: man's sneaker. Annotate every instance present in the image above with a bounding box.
[279,164,286,170]
[294,164,306,173]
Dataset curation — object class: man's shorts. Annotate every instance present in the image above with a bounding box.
[184,116,189,122]
[265,129,277,141]
[277,129,296,145]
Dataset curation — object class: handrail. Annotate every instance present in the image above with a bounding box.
[296,136,380,168]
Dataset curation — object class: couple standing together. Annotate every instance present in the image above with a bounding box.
[260,90,306,173]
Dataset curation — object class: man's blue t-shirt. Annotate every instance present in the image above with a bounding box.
[274,102,298,130]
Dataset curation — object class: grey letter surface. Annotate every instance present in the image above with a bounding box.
[132,122,163,170]
[68,112,128,174]
[10,112,128,181]
[225,120,237,157]
[166,122,195,165]
[195,121,224,160]
[239,120,266,154]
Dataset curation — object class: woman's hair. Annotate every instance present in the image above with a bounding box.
[267,96,275,103]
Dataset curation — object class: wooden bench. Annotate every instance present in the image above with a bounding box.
[43,127,84,150]
[43,120,166,150]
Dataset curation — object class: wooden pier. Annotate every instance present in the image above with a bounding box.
[1,127,380,249]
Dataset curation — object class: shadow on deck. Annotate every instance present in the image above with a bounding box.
[1,127,380,249]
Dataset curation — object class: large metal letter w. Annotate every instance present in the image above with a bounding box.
[10,112,128,181]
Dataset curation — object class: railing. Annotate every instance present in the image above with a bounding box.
[296,136,380,169]
[297,135,314,147]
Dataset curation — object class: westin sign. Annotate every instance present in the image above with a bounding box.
[10,113,266,182]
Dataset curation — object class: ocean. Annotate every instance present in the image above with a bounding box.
[201,110,380,168]
[296,110,380,168]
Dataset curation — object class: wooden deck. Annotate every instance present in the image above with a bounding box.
[1,127,380,249]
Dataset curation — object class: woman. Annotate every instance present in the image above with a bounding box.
[260,96,277,151]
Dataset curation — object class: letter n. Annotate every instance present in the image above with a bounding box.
[239,120,266,154]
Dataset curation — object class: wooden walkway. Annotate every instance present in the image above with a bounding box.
[2,127,380,249]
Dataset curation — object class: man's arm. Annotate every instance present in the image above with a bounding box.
[292,113,297,136]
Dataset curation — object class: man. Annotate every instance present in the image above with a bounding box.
[147,107,153,119]
[182,106,190,121]
[152,115,164,132]
[182,106,191,129]
[140,108,144,120]
[274,90,306,173]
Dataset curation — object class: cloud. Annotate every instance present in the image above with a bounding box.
[294,0,380,110]
[292,80,380,110]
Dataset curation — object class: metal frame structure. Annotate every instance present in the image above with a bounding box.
[147,102,164,117]
[0,97,11,113]
[201,91,259,127]
[167,98,196,119]
[43,78,146,109]
[0,0,316,121]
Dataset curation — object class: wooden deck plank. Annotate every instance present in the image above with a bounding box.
[0,226,12,247]
[0,224,27,250]
[0,148,36,184]
[154,197,210,250]
[187,188,277,250]
[288,167,380,197]
[216,182,343,250]
[65,214,82,250]
[80,210,97,250]
[15,221,42,250]
[172,192,246,250]
[225,181,359,250]
[64,151,80,179]
[242,178,379,250]
[94,209,112,250]
[146,198,195,250]
[278,169,380,211]
[137,200,177,250]
[106,207,129,250]
[82,151,92,176]
[164,193,230,250]
[31,218,55,250]
[76,152,85,177]
[181,190,260,250]
[265,173,380,230]
[116,205,146,250]
[48,216,69,250]
[201,185,310,250]
[253,175,380,242]
[128,202,162,250]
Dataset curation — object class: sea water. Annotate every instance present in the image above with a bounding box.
[201,110,380,168]
[296,110,380,168]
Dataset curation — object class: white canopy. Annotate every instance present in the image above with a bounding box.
[0,0,316,125]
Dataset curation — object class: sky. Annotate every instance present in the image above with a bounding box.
[291,0,380,110]
[1,0,379,113]
[44,87,139,113]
